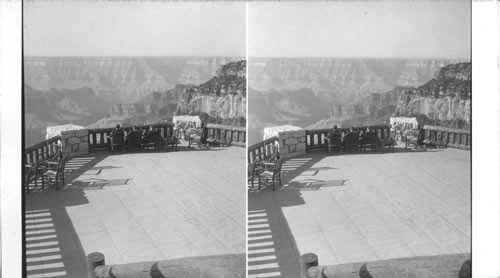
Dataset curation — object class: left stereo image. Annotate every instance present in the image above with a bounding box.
[22,1,247,277]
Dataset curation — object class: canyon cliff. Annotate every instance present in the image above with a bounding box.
[393,62,471,128]
[25,57,242,103]
[90,60,247,128]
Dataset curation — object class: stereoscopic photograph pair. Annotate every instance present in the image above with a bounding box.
[19,1,471,277]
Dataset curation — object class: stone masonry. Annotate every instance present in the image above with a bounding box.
[61,129,89,158]
[264,125,306,158]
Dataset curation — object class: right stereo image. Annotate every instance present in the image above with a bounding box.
[247,1,471,278]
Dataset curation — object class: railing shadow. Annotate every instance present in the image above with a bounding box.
[248,154,329,278]
[25,153,131,278]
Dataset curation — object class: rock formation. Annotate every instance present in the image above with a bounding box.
[393,62,471,128]
[24,57,242,103]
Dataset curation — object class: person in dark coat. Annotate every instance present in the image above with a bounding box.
[200,122,209,149]
[416,124,426,150]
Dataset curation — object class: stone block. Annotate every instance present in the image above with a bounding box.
[285,138,298,145]
[296,142,306,152]
[71,144,80,152]
[68,137,81,144]
[62,146,72,153]
[60,132,72,140]
[264,125,303,140]
[294,129,306,138]
[75,129,89,137]
[79,143,89,151]
[278,131,294,141]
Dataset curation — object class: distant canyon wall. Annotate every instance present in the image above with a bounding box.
[395,94,471,126]
[393,63,471,128]
[89,60,247,128]
[248,58,464,98]
[25,57,243,103]
[176,94,246,120]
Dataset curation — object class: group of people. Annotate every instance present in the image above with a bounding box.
[109,122,211,148]
[109,124,161,144]
[327,123,426,149]
[327,125,376,143]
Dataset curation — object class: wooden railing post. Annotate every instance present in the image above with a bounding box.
[302,253,318,278]
[87,252,105,278]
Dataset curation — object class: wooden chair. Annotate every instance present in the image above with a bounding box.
[361,131,380,152]
[125,130,143,151]
[41,154,68,190]
[25,159,42,194]
[165,129,179,151]
[258,156,284,190]
[403,130,419,150]
[143,130,164,151]
[108,131,125,154]
[344,132,360,153]
[248,161,262,189]
[187,128,202,148]
[326,132,343,154]
[381,130,396,153]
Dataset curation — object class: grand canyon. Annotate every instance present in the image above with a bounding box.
[24,57,246,146]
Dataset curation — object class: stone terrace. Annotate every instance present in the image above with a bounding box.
[248,148,470,278]
[25,146,246,278]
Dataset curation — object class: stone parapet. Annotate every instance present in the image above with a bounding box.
[61,129,89,158]
[264,125,306,158]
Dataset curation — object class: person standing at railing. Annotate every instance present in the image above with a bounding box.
[416,124,426,150]
[199,122,209,149]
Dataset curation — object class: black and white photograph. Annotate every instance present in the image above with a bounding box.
[22,1,246,277]
[4,0,500,277]
[247,1,471,277]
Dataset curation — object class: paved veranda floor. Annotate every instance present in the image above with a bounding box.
[25,145,246,278]
[248,148,471,278]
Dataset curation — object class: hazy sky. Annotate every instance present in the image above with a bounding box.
[249,1,471,59]
[24,1,245,57]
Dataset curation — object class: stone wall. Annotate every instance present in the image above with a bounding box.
[264,125,306,158]
[61,129,89,158]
